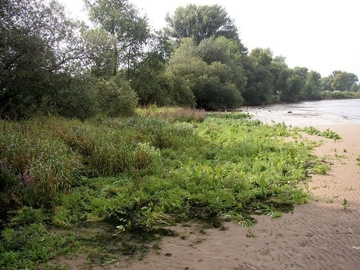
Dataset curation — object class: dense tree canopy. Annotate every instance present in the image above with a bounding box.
[165,4,247,54]
[303,71,322,100]
[330,71,358,91]
[249,48,273,67]
[0,0,83,119]
[320,71,359,91]
[242,57,274,105]
[85,0,150,77]
[169,37,245,110]
[1,0,358,120]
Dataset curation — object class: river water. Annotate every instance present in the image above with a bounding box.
[242,99,360,127]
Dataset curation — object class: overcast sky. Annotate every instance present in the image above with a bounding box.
[58,0,360,78]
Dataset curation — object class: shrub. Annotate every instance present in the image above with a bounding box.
[137,106,206,123]
[95,76,138,117]
[321,91,360,100]
[56,74,99,120]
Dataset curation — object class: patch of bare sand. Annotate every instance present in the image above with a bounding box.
[67,125,360,270]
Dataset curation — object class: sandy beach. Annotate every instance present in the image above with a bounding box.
[241,102,360,127]
[68,108,360,270]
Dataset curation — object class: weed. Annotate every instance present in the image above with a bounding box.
[335,153,347,159]
[246,228,255,238]
[223,212,256,228]
[310,163,330,175]
[303,127,341,140]
[9,206,46,226]
[342,199,350,210]
[261,205,283,218]
[0,223,78,269]
[0,109,329,267]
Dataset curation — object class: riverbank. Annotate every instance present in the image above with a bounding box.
[242,99,360,127]
[0,110,320,269]
[3,109,359,269]
[110,124,360,270]
[58,102,360,269]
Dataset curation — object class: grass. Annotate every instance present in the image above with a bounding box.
[0,107,335,269]
[302,126,341,140]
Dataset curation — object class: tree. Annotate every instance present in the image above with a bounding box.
[82,28,117,78]
[169,38,245,110]
[125,30,193,107]
[0,0,84,119]
[129,48,195,107]
[268,55,288,99]
[303,71,322,100]
[249,48,273,67]
[242,58,274,105]
[280,69,305,102]
[195,37,247,91]
[321,77,332,91]
[165,4,246,53]
[293,67,308,82]
[85,0,150,77]
[330,70,358,91]
[350,83,360,92]
[241,48,276,105]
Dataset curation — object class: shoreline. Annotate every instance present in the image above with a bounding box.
[242,102,360,127]
[118,123,360,270]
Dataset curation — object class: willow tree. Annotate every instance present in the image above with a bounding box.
[165,4,247,54]
[85,0,150,78]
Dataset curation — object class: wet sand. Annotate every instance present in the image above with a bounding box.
[242,105,360,127]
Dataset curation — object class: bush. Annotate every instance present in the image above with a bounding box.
[56,74,99,120]
[138,106,206,123]
[321,91,360,100]
[95,75,138,117]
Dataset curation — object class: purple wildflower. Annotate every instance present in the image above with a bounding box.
[22,172,33,185]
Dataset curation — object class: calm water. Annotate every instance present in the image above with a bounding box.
[243,99,360,127]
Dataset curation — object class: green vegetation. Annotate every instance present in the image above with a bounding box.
[321,71,359,92]
[1,0,359,121]
[342,199,350,210]
[0,109,335,268]
[0,0,353,268]
[321,91,360,100]
[303,126,341,140]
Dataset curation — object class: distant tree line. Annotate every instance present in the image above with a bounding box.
[1,0,359,120]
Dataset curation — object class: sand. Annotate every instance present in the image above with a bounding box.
[66,110,360,270]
